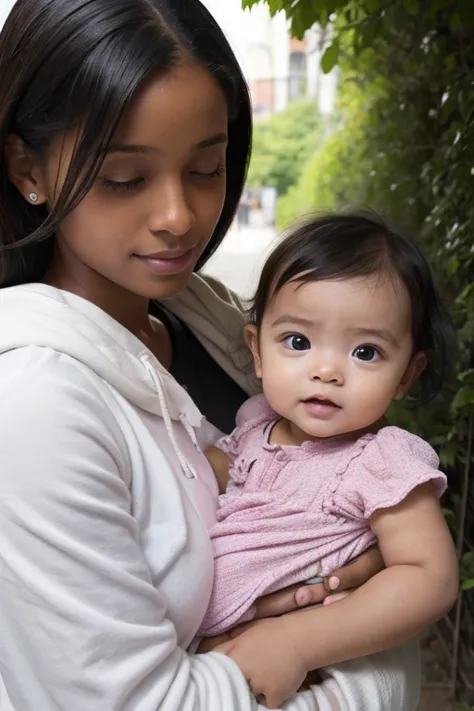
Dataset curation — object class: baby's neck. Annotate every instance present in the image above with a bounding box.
[269,417,387,448]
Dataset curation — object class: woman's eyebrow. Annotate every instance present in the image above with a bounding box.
[194,133,228,149]
[107,133,228,155]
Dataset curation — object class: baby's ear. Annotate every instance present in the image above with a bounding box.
[244,324,262,379]
[394,352,427,400]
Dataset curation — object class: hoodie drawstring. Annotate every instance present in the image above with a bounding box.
[143,358,197,480]
[179,412,199,449]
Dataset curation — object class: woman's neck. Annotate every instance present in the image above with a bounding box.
[45,260,151,332]
[45,271,174,367]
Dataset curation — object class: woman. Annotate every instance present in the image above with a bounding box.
[0,1,420,709]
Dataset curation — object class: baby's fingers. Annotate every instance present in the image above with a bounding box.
[322,590,352,605]
[294,581,326,608]
[252,585,310,618]
[325,546,384,593]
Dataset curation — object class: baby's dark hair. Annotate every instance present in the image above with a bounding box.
[249,210,457,404]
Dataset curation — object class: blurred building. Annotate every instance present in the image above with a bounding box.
[201,0,338,118]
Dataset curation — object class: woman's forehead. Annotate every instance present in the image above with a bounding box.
[112,63,229,153]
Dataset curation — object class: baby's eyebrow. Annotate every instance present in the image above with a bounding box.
[352,327,400,348]
[270,315,314,329]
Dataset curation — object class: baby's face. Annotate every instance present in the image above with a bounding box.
[248,274,425,441]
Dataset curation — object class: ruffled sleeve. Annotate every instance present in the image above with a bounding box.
[215,394,275,457]
[234,393,275,428]
[338,426,447,520]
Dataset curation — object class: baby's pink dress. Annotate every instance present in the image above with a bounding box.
[199,395,447,636]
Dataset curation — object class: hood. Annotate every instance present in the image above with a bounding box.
[0,284,204,478]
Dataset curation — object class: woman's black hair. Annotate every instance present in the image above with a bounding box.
[249,210,457,403]
[0,0,252,287]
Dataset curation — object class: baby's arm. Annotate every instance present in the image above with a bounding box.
[205,446,230,494]
[275,481,458,668]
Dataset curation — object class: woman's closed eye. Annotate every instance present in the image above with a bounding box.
[282,334,311,351]
[99,163,226,193]
[100,177,145,193]
[190,164,226,179]
[352,344,383,362]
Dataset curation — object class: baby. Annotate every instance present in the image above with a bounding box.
[201,211,459,708]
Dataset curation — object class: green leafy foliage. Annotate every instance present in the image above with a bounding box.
[461,552,474,591]
[321,41,339,74]
[243,0,355,38]
[277,77,371,224]
[246,99,323,196]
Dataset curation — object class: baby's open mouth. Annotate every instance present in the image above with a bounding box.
[303,396,340,408]
[301,397,342,419]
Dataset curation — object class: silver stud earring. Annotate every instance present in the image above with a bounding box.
[28,192,39,203]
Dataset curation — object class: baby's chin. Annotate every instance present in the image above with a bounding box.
[290,419,347,442]
[298,418,384,442]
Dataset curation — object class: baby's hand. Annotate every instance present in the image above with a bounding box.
[215,618,307,709]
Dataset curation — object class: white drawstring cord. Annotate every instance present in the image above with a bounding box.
[179,412,200,449]
[143,358,197,479]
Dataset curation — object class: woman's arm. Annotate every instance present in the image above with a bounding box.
[0,352,323,711]
[311,640,421,711]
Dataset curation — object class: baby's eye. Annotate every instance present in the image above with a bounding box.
[283,334,311,351]
[352,344,381,362]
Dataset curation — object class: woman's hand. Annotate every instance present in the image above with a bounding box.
[252,545,385,618]
[197,631,232,654]
[214,617,308,709]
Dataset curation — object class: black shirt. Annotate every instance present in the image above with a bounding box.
[150,302,248,434]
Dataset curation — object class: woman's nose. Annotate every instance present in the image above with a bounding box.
[148,178,195,237]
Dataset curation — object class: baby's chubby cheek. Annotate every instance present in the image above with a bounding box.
[260,375,291,411]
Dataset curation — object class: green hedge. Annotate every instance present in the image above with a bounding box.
[247,99,323,197]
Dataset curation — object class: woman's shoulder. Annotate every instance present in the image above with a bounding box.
[0,346,132,494]
[0,344,108,394]
[0,346,122,435]
[192,272,245,311]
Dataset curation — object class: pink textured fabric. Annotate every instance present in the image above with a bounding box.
[199,394,447,636]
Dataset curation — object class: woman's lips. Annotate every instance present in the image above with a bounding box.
[134,248,196,275]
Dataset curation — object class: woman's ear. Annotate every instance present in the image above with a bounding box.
[4,135,46,205]
[244,324,262,379]
[394,351,427,400]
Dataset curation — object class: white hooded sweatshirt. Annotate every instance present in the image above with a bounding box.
[0,279,421,711]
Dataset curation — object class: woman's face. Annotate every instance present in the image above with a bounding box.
[37,62,229,301]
